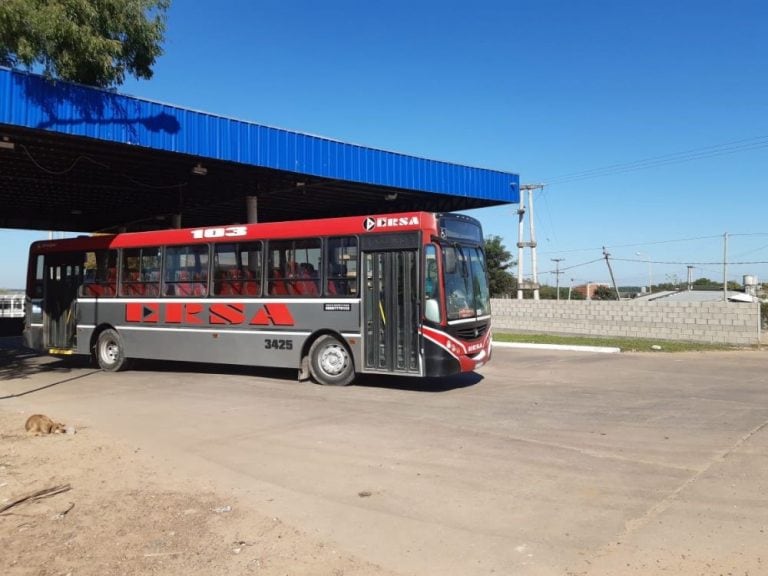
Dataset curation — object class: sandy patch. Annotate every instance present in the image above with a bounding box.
[0,409,397,576]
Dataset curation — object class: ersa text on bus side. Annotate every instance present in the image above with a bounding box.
[125,302,295,326]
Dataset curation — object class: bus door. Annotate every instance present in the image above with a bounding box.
[43,254,82,350]
[362,248,420,375]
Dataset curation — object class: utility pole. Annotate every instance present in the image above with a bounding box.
[687,265,694,291]
[528,185,540,300]
[551,258,565,300]
[723,232,728,302]
[602,247,621,300]
[516,199,525,300]
[517,184,543,300]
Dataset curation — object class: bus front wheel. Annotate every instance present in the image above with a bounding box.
[308,335,355,386]
[96,329,130,372]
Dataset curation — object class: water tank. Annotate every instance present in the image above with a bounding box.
[743,275,758,296]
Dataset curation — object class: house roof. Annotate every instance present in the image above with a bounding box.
[639,290,756,303]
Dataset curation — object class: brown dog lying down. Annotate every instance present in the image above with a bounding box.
[25,414,66,435]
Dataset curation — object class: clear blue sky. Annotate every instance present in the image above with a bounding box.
[2,0,767,290]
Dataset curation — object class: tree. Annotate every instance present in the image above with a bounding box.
[0,0,169,88]
[692,277,719,288]
[690,277,742,291]
[592,285,618,300]
[484,235,516,297]
[539,285,568,300]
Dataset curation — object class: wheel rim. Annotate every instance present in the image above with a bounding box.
[318,343,349,377]
[101,340,119,364]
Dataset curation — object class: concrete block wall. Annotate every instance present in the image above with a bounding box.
[490,299,761,345]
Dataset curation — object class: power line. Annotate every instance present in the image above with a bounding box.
[557,257,604,272]
[537,233,723,256]
[540,255,768,276]
[613,257,768,266]
[733,241,768,259]
[538,187,559,248]
[541,135,768,186]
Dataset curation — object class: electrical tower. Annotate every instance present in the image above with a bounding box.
[517,184,543,300]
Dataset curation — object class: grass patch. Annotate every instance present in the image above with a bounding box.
[492,332,742,352]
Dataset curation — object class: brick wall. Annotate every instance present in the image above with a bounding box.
[490,299,761,345]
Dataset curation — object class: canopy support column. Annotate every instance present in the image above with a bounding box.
[246,196,258,224]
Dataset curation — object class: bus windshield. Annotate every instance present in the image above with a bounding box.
[443,244,490,321]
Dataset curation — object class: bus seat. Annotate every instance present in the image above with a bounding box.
[221,269,234,295]
[214,270,227,296]
[270,269,290,296]
[242,269,259,295]
[124,271,144,296]
[188,272,206,296]
[215,270,232,296]
[175,271,192,296]
[326,263,347,296]
[104,268,117,296]
[84,283,103,296]
[295,266,319,296]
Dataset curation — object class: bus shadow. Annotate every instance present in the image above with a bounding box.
[130,359,298,383]
[0,347,82,381]
[356,372,483,392]
[0,346,100,398]
[128,359,482,392]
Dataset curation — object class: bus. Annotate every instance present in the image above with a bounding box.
[0,293,25,319]
[24,211,492,385]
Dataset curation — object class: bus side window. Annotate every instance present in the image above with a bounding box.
[121,247,161,297]
[239,242,262,296]
[27,254,44,299]
[164,244,209,298]
[326,237,357,297]
[81,250,117,297]
[268,238,320,297]
[213,242,261,297]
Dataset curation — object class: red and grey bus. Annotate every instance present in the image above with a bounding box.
[24,211,492,385]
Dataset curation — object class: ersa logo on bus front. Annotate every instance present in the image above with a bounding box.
[363,216,420,231]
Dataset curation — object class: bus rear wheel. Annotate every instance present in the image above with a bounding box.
[96,328,129,372]
[308,335,355,386]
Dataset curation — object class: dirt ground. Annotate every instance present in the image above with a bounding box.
[3,338,767,576]
[0,408,397,576]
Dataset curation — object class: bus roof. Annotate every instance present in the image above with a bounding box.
[29,212,450,253]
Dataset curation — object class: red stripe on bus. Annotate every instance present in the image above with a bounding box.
[184,303,204,324]
[250,303,294,326]
[210,303,245,325]
[125,302,159,323]
[165,303,183,323]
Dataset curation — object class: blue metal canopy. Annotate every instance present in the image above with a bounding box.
[0,67,519,231]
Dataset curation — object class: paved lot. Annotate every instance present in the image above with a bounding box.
[1,340,767,575]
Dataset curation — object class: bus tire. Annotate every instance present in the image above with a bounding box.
[96,328,129,372]
[308,335,355,386]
